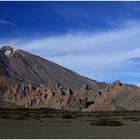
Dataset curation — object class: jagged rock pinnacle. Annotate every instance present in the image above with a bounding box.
[112,80,122,87]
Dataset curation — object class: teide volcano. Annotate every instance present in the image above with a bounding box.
[0,45,104,92]
[1,45,140,111]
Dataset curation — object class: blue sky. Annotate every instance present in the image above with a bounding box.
[1,1,140,85]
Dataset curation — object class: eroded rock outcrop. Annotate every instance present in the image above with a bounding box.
[2,81,91,110]
[2,78,140,111]
[3,82,36,104]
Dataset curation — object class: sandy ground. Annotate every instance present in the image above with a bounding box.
[0,118,140,139]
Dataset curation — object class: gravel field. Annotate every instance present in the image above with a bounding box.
[0,118,140,139]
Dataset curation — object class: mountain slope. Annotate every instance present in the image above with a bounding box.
[0,45,106,92]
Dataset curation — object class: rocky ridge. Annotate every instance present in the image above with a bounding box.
[2,79,140,111]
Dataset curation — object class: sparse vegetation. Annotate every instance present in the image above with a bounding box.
[90,117,124,126]
[62,113,77,119]
[122,116,140,122]
[1,109,140,126]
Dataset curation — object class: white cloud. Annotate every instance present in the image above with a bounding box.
[1,20,140,85]
[0,19,16,27]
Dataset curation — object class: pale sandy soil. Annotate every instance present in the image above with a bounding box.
[0,118,140,139]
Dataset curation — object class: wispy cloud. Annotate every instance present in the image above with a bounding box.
[1,20,140,85]
[0,19,16,27]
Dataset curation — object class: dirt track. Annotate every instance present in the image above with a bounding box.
[0,118,140,139]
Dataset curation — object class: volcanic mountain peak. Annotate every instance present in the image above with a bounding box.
[0,45,17,57]
[1,45,13,50]
[0,45,104,92]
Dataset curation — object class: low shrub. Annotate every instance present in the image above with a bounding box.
[90,117,124,126]
[14,116,28,120]
[123,116,140,122]
[0,114,11,119]
[62,113,77,119]
[86,113,93,118]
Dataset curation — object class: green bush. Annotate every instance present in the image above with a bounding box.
[14,116,28,120]
[90,118,124,126]
[86,113,93,117]
[0,114,11,119]
[62,113,77,119]
[123,116,140,122]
